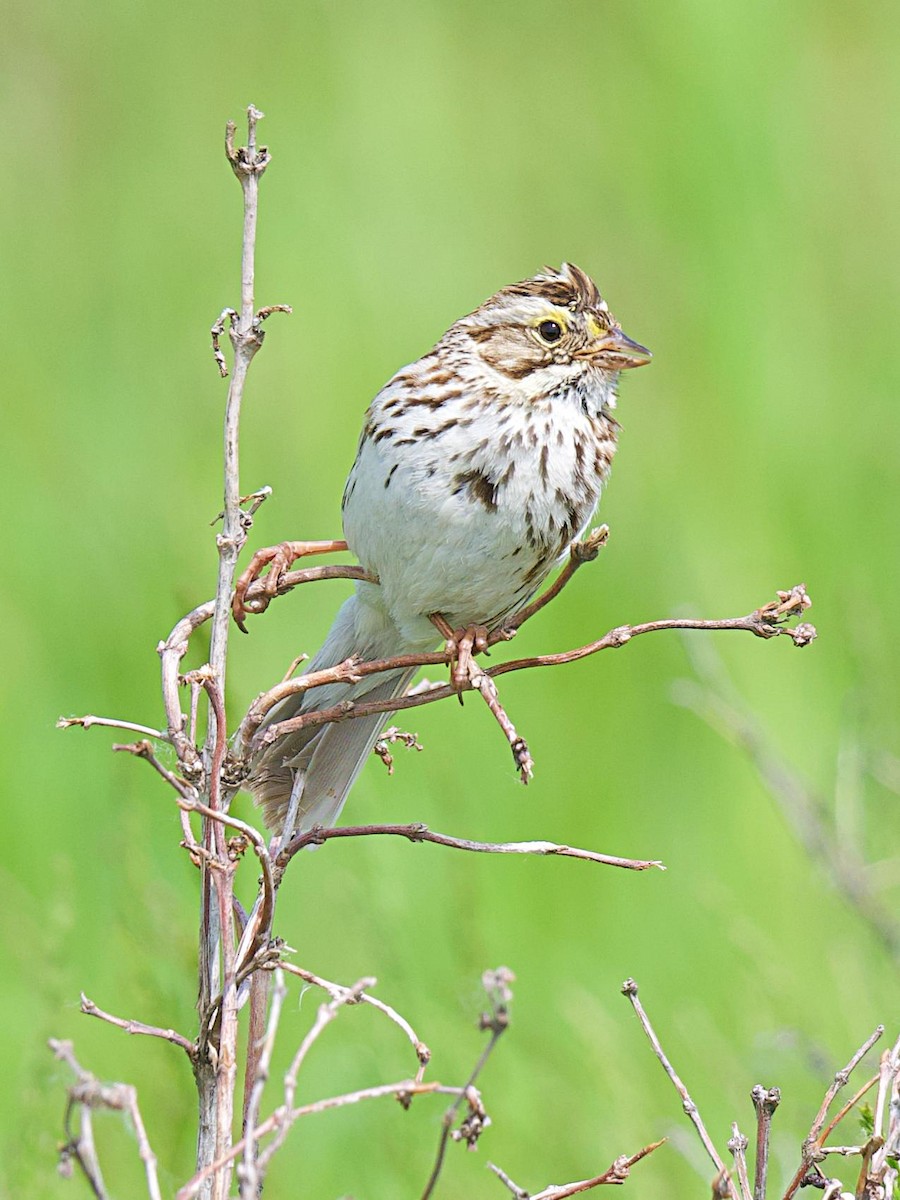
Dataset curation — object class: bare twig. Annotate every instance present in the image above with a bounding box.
[469,665,535,783]
[276,962,431,1081]
[727,1125,753,1200]
[852,1031,900,1198]
[278,822,664,876]
[255,587,816,759]
[257,978,376,1171]
[621,979,736,1199]
[372,726,423,775]
[503,524,610,634]
[488,1137,666,1198]
[49,1039,162,1200]
[57,715,168,740]
[110,739,197,800]
[782,1025,884,1200]
[177,1078,460,1200]
[80,994,195,1060]
[237,968,287,1197]
[750,1085,780,1200]
[817,1072,878,1152]
[421,967,513,1199]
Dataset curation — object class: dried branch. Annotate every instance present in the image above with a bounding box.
[237,967,287,1198]
[621,979,736,1199]
[276,961,431,1081]
[781,1025,883,1200]
[277,822,664,876]
[254,587,816,770]
[177,1079,459,1200]
[57,715,168,741]
[817,1072,878,1146]
[80,994,196,1061]
[421,967,513,1199]
[372,726,424,775]
[49,1039,162,1200]
[503,524,610,633]
[258,979,376,1173]
[750,1085,780,1200]
[489,1137,666,1198]
[727,1125,753,1200]
[867,1032,900,1196]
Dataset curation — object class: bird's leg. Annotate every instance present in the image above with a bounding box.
[429,614,490,695]
[232,539,348,631]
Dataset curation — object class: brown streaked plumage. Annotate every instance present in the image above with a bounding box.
[248,264,651,834]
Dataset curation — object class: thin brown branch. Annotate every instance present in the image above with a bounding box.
[817,1072,878,1149]
[868,1031,900,1194]
[237,968,287,1198]
[489,1138,666,1198]
[421,967,512,1200]
[256,587,816,757]
[157,599,212,772]
[728,1125,753,1200]
[174,793,276,1030]
[110,739,196,800]
[503,524,609,634]
[49,1039,162,1200]
[277,822,664,876]
[258,978,376,1171]
[57,714,168,740]
[276,962,431,1081]
[177,1079,457,1200]
[782,1025,884,1200]
[621,979,737,1199]
[372,726,424,775]
[469,665,534,782]
[80,994,196,1060]
[750,1085,780,1200]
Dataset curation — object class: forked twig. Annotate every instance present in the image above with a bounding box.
[782,1025,884,1200]
[275,962,431,1081]
[621,979,737,1199]
[49,1039,162,1200]
[489,1137,666,1198]
[254,586,816,762]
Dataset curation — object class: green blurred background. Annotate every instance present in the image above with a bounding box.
[3,1,898,1195]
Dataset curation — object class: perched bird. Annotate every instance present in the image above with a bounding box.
[249,263,650,834]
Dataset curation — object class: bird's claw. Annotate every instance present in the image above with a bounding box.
[232,542,300,632]
[430,615,489,695]
[232,538,351,632]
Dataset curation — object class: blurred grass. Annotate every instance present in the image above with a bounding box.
[2,0,899,1195]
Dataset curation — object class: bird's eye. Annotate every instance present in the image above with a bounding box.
[536,319,563,345]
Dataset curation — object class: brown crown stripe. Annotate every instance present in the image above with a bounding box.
[501,265,602,311]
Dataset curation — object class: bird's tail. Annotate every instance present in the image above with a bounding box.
[247,591,417,836]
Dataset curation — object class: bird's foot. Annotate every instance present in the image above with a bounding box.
[232,539,348,631]
[429,615,490,695]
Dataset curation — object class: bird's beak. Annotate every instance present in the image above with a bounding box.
[593,327,652,370]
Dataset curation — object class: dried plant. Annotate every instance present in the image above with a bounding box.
[622,979,899,1200]
[53,106,816,1199]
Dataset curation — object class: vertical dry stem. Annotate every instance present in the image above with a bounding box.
[196,104,274,1200]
